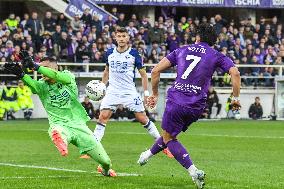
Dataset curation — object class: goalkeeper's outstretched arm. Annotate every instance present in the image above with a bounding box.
[22,75,41,94]
[37,66,71,84]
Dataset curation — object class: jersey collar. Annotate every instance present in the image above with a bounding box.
[115,46,131,54]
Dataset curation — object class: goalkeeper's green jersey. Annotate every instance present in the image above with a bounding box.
[22,67,90,127]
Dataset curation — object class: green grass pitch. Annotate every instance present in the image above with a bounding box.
[0,120,284,189]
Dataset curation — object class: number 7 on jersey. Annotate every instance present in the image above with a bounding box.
[181,55,201,79]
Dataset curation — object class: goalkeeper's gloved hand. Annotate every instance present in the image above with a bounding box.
[4,62,25,79]
[19,50,40,71]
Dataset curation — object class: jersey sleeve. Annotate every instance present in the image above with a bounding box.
[130,49,144,70]
[38,66,72,84]
[166,49,178,67]
[103,48,114,66]
[216,52,235,72]
[22,74,42,94]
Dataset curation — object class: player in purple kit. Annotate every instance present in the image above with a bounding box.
[137,23,241,188]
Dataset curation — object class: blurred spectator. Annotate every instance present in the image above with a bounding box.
[149,21,164,44]
[116,13,127,27]
[225,93,234,118]
[67,35,78,62]
[16,80,33,120]
[140,16,151,29]
[2,82,19,120]
[71,14,83,32]
[111,7,119,18]
[0,24,6,37]
[5,13,18,32]
[81,96,97,119]
[130,14,139,28]
[167,33,180,52]
[248,97,263,119]
[112,105,129,120]
[207,86,222,119]
[25,12,43,51]
[57,13,68,31]
[42,31,53,55]
[80,8,92,27]
[20,13,29,36]
[43,11,56,33]
[57,32,69,60]
[126,21,138,38]
[91,15,102,33]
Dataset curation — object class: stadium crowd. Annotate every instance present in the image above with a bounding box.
[0,8,284,86]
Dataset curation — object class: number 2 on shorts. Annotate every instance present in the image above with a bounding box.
[181,55,201,80]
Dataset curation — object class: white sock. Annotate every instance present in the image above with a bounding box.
[144,149,153,159]
[187,164,198,176]
[143,120,160,140]
[93,123,106,142]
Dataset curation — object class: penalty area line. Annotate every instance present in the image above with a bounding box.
[0,163,141,177]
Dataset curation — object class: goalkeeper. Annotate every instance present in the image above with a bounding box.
[4,53,116,177]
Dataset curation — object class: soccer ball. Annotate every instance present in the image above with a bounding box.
[235,113,241,120]
[85,80,106,101]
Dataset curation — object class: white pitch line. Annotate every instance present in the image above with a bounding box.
[0,163,141,177]
[0,175,86,180]
[110,131,284,139]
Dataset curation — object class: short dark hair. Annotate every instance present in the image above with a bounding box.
[41,56,57,63]
[116,27,128,34]
[196,23,217,46]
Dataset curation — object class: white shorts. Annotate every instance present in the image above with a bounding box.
[100,92,145,113]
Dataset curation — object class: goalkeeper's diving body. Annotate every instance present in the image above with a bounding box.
[4,55,116,177]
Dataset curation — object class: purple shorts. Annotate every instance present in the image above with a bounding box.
[162,100,203,137]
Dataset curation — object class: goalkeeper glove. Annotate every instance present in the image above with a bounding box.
[4,62,25,79]
[19,50,40,71]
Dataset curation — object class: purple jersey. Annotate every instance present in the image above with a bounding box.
[166,42,234,109]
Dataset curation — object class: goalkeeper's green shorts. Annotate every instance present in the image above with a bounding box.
[48,124,97,154]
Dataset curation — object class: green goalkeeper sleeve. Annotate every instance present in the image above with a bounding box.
[22,75,41,94]
[38,66,71,84]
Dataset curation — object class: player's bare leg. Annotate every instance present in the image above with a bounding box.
[135,112,173,158]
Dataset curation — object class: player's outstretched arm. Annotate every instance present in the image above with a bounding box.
[19,51,71,84]
[4,62,41,94]
[37,66,71,84]
[138,68,150,102]
[22,75,41,94]
[151,57,172,96]
[102,66,109,85]
[147,57,172,108]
